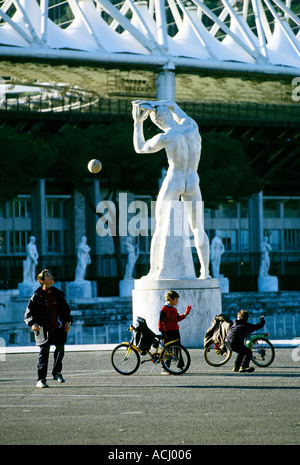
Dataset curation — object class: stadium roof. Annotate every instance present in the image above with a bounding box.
[0,0,299,76]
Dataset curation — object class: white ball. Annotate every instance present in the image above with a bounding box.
[88,159,102,174]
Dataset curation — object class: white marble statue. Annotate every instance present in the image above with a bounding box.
[132,100,210,279]
[210,230,225,278]
[124,237,139,280]
[259,235,272,277]
[23,236,39,283]
[75,236,91,282]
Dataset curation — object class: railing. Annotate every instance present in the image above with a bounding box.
[1,95,300,125]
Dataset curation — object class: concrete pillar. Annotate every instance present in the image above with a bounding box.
[248,191,263,273]
[86,179,101,276]
[73,189,87,249]
[31,178,46,256]
[156,68,176,100]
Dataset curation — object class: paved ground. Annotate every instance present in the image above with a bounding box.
[0,347,299,447]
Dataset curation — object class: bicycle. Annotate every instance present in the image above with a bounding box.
[204,332,275,368]
[111,321,191,376]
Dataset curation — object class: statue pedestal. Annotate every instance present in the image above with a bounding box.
[17,282,39,298]
[218,276,230,293]
[132,279,221,348]
[119,279,135,297]
[258,276,278,292]
[69,281,92,299]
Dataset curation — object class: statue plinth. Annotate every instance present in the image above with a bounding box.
[218,275,230,293]
[18,281,39,298]
[69,280,92,299]
[132,279,221,348]
[132,200,221,347]
[258,276,278,292]
[119,279,135,297]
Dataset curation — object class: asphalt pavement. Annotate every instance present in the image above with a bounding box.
[0,347,299,449]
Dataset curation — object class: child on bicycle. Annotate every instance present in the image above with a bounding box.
[158,290,191,374]
[225,309,265,373]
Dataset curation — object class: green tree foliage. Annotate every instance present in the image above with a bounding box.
[200,132,262,208]
[0,125,261,208]
[0,127,55,201]
[49,122,164,199]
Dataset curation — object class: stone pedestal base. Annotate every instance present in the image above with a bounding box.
[17,282,39,298]
[258,276,278,292]
[132,279,221,348]
[119,279,135,297]
[218,276,230,293]
[69,281,92,299]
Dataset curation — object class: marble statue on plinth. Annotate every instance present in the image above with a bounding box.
[119,237,139,296]
[258,235,278,292]
[18,236,39,297]
[23,236,39,283]
[132,99,210,280]
[210,230,224,278]
[75,236,91,282]
[210,230,229,293]
[132,101,220,347]
[69,236,92,298]
[124,237,139,280]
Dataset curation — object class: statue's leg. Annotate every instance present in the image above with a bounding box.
[198,233,211,279]
[182,196,211,279]
[143,176,181,279]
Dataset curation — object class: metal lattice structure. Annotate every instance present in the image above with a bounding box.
[0,0,299,77]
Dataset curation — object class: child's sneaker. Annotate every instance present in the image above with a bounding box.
[239,367,255,373]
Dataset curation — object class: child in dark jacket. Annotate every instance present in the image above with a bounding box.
[225,309,265,373]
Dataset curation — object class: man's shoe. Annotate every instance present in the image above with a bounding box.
[36,379,49,388]
[232,365,240,372]
[239,367,255,373]
[53,373,65,383]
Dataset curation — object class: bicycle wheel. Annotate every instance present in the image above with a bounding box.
[162,343,191,375]
[204,343,232,367]
[250,337,275,367]
[111,343,140,375]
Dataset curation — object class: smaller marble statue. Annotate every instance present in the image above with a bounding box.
[210,230,225,278]
[75,236,91,282]
[23,236,39,283]
[124,237,139,280]
[259,236,272,278]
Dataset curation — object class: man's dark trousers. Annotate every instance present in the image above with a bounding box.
[37,328,67,381]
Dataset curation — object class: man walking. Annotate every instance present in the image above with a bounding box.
[24,269,72,388]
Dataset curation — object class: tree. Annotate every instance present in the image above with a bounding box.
[0,127,55,201]
[49,122,164,276]
[199,132,262,209]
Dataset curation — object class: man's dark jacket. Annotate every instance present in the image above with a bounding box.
[225,317,265,348]
[24,286,72,346]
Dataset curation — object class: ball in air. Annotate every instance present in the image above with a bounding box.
[88,159,102,174]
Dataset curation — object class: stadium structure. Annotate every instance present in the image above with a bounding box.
[0,0,299,292]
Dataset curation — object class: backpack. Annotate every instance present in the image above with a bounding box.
[134,316,157,354]
[204,314,233,349]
